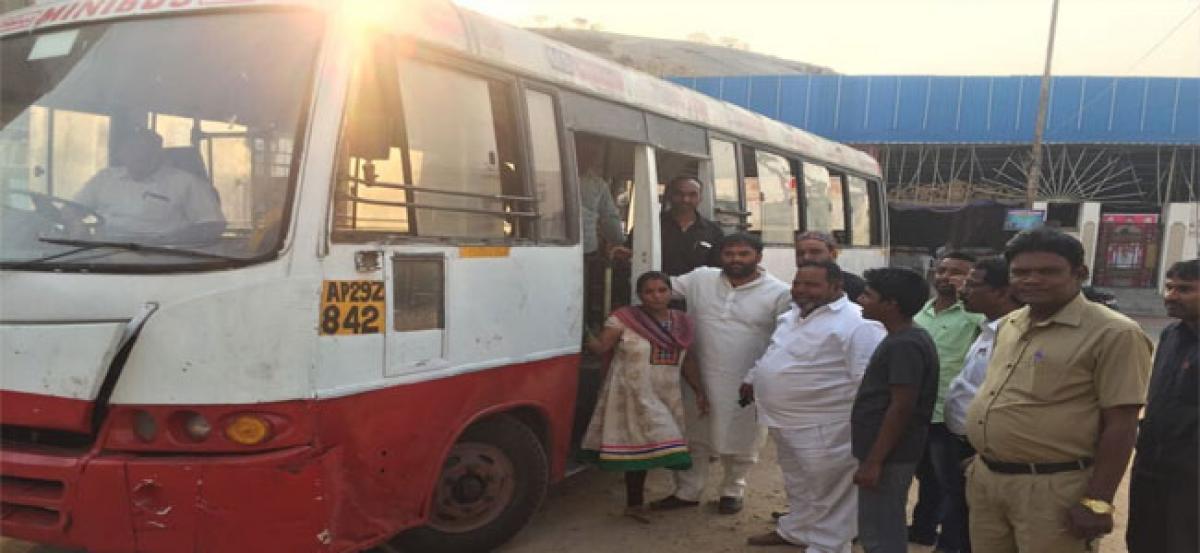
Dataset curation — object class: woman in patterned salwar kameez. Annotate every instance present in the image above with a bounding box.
[581,271,708,523]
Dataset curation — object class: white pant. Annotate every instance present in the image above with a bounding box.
[771,423,857,553]
[672,438,758,501]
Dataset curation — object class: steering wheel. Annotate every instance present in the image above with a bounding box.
[2,189,106,235]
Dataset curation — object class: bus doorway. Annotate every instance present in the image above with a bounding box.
[575,133,637,329]
[572,132,637,454]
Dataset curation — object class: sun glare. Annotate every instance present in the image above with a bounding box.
[337,0,403,32]
[452,0,529,23]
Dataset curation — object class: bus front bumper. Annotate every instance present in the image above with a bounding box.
[1,443,341,553]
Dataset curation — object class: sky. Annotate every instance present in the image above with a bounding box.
[452,0,1200,77]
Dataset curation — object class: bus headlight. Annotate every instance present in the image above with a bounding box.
[183,412,212,441]
[225,414,272,445]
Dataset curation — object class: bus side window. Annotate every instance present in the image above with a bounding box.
[847,175,874,246]
[708,138,744,232]
[802,162,834,235]
[742,146,762,235]
[334,55,534,241]
[524,89,569,243]
[744,147,795,245]
[826,171,849,244]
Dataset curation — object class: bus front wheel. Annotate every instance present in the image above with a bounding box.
[394,414,548,553]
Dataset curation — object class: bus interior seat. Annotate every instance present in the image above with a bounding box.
[163,146,210,183]
[162,146,222,203]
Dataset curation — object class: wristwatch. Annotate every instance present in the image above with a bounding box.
[1078,497,1114,515]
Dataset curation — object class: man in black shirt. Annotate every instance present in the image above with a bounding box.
[660,175,724,277]
[1127,258,1198,553]
[795,231,866,302]
[852,267,940,553]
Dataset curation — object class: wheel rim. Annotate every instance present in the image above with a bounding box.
[427,441,517,533]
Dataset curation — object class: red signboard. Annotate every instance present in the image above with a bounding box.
[1094,213,1161,288]
[1101,213,1159,225]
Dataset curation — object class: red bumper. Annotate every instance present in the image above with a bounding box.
[1,444,341,553]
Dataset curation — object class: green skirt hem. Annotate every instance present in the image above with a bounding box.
[577,449,693,472]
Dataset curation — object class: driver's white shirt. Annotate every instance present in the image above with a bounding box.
[74,165,225,239]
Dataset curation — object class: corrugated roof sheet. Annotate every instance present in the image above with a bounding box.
[669,75,1200,145]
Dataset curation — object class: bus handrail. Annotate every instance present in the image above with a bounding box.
[714,207,753,217]
[346,176,537,203]
[335,193,539,219]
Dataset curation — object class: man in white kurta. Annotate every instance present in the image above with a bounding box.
[658,233,792,512]
[745,261,886,551]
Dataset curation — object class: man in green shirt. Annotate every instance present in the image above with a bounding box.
[908,252,984,551]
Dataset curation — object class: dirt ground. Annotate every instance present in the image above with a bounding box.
[0,439,1135,553]
[488,439,1132,553]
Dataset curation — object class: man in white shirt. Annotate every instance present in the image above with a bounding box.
[73,128,225,244]
[652,232,792,515]
[942,257,1021,553]
[744,260,886,551]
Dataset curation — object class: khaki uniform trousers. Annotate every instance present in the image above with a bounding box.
[965,458,1098,553]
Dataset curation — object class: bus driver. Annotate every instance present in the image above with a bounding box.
[72,128,226,245]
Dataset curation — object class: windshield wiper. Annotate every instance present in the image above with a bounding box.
[35,237,245,262]
[9,245,99,267]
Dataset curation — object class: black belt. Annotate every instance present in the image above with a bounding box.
[981,456,1093,475]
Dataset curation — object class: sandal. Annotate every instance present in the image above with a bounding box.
[649,495,700,511]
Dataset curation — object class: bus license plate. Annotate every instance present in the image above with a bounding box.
[319,280,386,335]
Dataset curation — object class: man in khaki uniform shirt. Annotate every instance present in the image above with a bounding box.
[965,228,1151,553]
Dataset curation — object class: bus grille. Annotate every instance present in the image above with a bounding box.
[0,425,94,449]
[0,475,65,528]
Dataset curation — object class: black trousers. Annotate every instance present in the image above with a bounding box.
[1126,445,1198,553]
[910,425,945,542]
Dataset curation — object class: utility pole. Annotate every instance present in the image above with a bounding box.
[1027,0,1060,207]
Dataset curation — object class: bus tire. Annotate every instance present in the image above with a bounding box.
[393,414,548,553]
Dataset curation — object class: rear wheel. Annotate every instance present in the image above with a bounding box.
[394,414,548,553]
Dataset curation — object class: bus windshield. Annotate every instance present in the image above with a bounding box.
[0,11,323,270]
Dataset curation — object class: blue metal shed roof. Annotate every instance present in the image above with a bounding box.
[668,75,1200,145]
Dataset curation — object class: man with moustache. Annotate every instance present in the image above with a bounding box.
[1126,259,1198,553]
[743,260,885,550]
[909,252,983,550]
[940,257,1023,553]
[965,228,1152,553]
[795,231,866,303]
[653,233,792,515]
[661,175,724,277]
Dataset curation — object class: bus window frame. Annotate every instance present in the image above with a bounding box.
[517,80,578,246]
[830,169,884,248]
[827,168,852,246]
[788,158,875,247]
[789,156,807,235]
[688,130,884,250]
[740,141,801,246]
[706,132,749,232]
[330,45,544,246]
[870,176,886,246]
[853,171,886,248]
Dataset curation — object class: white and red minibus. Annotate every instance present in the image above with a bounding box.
[0,1,887,551]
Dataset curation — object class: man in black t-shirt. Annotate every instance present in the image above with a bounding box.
[851,267,940,553]
[1127,259,1198,553]
[660,175,724,277]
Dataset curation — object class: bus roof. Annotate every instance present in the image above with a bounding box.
[2,0,880,177]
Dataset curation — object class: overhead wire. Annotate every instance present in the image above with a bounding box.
[1043,2,1200,135]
